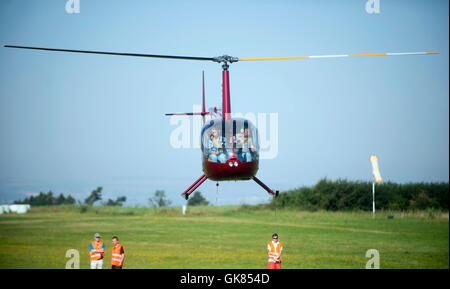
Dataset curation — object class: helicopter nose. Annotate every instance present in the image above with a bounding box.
[227,155,240,167]
[228,161,239,167]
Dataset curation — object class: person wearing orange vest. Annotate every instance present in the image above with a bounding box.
[90,233,105,269]
[111,236,125,269]
[267,233,283,269]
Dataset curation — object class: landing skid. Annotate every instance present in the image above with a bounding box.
[181,174,278,200]
[182,174,208,200]
[252,176,279,197]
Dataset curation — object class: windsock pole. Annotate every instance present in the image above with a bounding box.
[370,155,382,218]
[372,176,376,218]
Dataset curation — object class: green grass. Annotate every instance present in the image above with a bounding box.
[0,205,448,269]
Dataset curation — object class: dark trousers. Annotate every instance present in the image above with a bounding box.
[111,265,123,269]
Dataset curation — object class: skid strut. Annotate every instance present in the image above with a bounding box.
[182,174,208,200]
[252,176,279,197]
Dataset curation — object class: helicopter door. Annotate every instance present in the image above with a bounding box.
[201,120,228,163]
[234,119,259,163]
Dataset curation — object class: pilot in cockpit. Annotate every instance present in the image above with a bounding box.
[207,128,227,163]
[236,128,257,162]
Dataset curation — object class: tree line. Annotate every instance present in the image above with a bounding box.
[147,190,209,207]
[14,187,127,207]
[14,191,77,206]
[13,187,210,207]
[271,178,449,211]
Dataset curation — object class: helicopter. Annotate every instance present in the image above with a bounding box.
[3,45,439,200]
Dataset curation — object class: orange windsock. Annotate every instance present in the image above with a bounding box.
[370,155,383,183]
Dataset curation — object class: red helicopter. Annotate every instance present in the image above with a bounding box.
[166,70,270,200]
[3,45,439,200]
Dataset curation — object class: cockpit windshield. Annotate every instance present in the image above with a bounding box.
[201,118,259,163]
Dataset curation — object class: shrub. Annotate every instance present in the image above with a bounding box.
[271,178,449,211]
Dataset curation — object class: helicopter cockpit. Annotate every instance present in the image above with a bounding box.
[201,118,259,163]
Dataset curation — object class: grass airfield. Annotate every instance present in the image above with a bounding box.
[0,205,448,269]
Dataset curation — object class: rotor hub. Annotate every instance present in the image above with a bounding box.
[213,55,239,68]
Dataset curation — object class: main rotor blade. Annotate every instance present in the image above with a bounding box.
[4,45,215,61]
[238,51,439,61]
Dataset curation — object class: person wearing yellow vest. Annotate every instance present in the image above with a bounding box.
[90,233,105,269]
[267,233,283,269]
[207,128,226,163]
[236,128,257,162]
[111,236,125,269]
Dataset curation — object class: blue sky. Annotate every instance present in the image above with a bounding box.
[0,0,448,206]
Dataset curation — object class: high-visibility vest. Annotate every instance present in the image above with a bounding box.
[90,241,104,261]
[111,244,124,267]
[210,135,223,152]
[268,241,283,262]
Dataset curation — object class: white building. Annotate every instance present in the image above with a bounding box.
[9,204,31,214]
[0,205,10,214]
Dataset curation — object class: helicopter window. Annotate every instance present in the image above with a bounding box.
[201,120,228,163]
[234,119,259,163]
[201,119,259,163]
